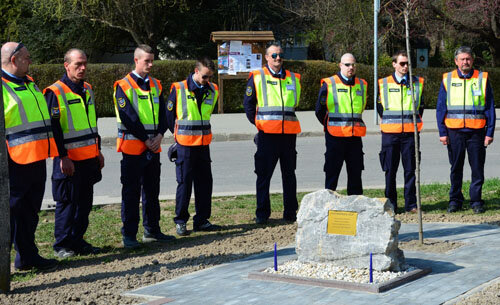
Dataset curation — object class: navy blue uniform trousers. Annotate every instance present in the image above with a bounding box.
[174,144,213,226]
[120,151,161,238]
[9,158,46,269]
[379,132,418,211]
[52,156,101,251]
[255,132,298,220]
[324,133,364,195]
[447,129,486,208]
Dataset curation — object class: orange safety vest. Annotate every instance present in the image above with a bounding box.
[252,67,301,134]
[443,70,487,129]
[321,75,367,137]
[378,75,424,133]
[113,74,162,155]
[172,80,218,146]
[44,80,99,161]
[2,75,58,164]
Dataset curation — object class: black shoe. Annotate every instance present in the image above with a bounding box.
[176,223,190,236]
[76,244,101,255]
[143,231,176,243]
[122,236,141,249]
[16,257,58,271]
[193,221,221,232]
[54,248,75,259]
[255,217,268,224]
[473,206,485,214]
[282,216,296,223]
[447,205,460,213]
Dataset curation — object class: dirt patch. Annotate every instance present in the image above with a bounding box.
[1,208,500,305]
[399,238,466,253]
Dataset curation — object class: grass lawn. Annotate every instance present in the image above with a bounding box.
[11,178,500,280]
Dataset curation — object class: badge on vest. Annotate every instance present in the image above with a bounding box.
[138,95,148,99]
[14,86,27,91]
[356,90,363,96]
[389,88,400,92]
[266,80,278,85]
[167,100,174,111]
[473,90,482,96]
[68,99,80,105]
[51,107,60,118]
[153,96,159,104]
[118,97,126,108]
[337,88,348,93]
[451,83,462,87]
[205,99,213,105]
[286,84,295,91]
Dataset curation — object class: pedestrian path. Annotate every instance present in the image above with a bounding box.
[126,222,500,305]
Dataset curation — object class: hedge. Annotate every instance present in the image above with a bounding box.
[28,61,500,117]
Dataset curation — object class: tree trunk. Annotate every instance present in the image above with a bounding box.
[0,74,11,293]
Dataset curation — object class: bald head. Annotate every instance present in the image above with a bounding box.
[340,53,355,63]
[1,42,31,77]
[339,53,356,79]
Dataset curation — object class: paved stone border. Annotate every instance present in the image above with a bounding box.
[248,267,432,293]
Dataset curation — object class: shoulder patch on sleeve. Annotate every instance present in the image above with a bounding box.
[51,107,60,118]
[118,97,126,108]
[167,100,174,111]
[246,86,253,96]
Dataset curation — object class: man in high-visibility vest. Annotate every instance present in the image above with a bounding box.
[2,42,59,270]
[436,46,495,214]
[44,49,104,259]
[316,53,367,195]
[166,58,221,236]
[244,44,301,224]
[114,45,175,248]
[377,50,424,213]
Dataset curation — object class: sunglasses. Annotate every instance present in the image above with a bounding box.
[398,61,409,66]
[9,42,24,61]
[342,63,356,67]
[270,53,285,59]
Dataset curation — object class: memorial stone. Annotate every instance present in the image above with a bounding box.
[296,189,406,271]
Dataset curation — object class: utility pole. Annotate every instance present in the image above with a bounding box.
[373,0,380,124]
[404,0,424,245]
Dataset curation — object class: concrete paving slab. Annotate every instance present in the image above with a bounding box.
[127,222,500,305]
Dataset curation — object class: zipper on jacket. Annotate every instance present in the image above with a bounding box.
[400,83,404,132]
[279,77,285,134]
[27,84,51,157]
[463,78,466,128]
[350,85,354,136]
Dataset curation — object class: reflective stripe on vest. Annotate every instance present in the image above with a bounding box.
[253,67,301,134]
[379,76,423,133]
[443,70,487,129]
[113,74,162,155]
[174,80,218,146]
[49,81,99,160]
[2,77,58,164]
[323,75,367,137]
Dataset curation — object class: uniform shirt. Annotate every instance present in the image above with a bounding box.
[376,72,425,119]
[166,73,215,133]
[114,72,167,141]
[436,68,495,137]
[44,73,101,157]
[243,65,286,125]
[315,72,356,128]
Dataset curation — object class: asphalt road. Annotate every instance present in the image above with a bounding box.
[42,132,500,208]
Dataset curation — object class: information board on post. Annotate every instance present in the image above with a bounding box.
[218,40,262,75]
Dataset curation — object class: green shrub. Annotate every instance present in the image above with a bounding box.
[28,60,499,117]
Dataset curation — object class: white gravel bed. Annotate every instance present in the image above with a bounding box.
[263,260,416,284]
